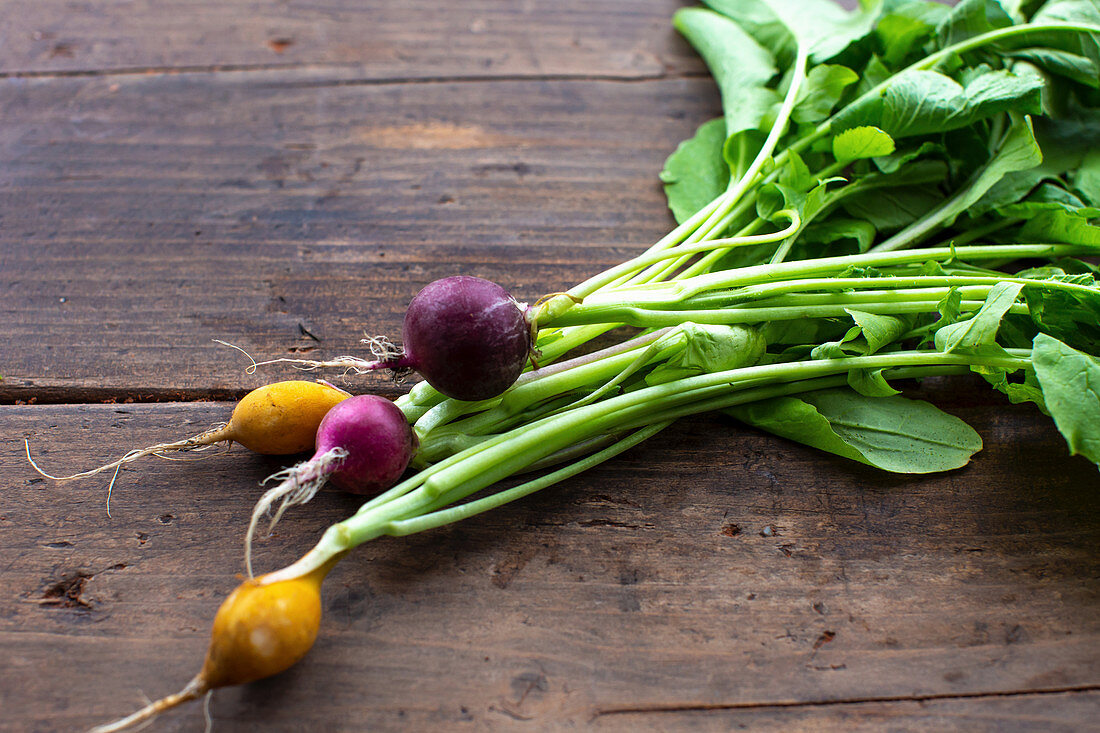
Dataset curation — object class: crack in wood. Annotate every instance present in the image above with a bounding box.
[0,385,403,405]
[591,685,1100,719]
[0,65,709,85]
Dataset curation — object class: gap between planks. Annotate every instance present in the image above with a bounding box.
[0,63,710,85]
[591,684,1100,719]
[0,385,399,406]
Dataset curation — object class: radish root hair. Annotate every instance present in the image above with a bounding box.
[24,423,232,482]
[88,675,207,733]
[242,334,405,380]
[360,334,402,361]
[215,337,374,377]
[212,338,259,373]
[246,355,377,377]
[245,447,349,577]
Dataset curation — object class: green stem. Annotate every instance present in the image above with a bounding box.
[684,273,1092,306]
[550,298,1026,328]
[382,421,671,537]
[549,244,1095,320]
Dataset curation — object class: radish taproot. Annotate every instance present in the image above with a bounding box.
[245,394,417,575]
[27,380,351,482]
[256,276,533,401]
[89,559,336,733]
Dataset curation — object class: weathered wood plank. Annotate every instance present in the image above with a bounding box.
[593,691,1100,732]
[3,389,1097,730]
[0,1,703,78]
[0,71,719,399]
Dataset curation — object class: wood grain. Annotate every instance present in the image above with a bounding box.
[5,0,1092,730]
[0,0,703,78]
[3,383,1098,731]
[0,71,719,400]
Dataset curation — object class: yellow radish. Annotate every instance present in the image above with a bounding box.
[27,380,351,481]
[90,560,336,732]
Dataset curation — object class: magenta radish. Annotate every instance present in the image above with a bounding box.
[245,394,417,574]
[255,276,533,401]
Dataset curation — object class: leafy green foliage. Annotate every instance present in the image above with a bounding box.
[660,119,730,224]
[833,126,896,160]
[673,8,780,142]
[725,388,983,472]
[704,0,883,64]
[812,308,907,358]
[935,281,1025,354]
[935,0,1014,47]
[644,0,1100,476]
[1032,333,1100,467]
[794,65,860,123]
[876,1,953,65]
[833,67,1044,139]
[1020,269,1100,352]
[646,324,767,385]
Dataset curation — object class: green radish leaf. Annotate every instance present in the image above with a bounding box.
[873,141,945,174]
[704,0,884,63]
[814,308,909,358]
[833,67,1043,139]
[1075,148,1100,205]
[1021,273,1100,354]
[841,184,944,231]
[876,1,954,64]
[801,218,877,252]
[981,367,1048,411]
[848,367,902,396]
[920,287,965,346]
[885,115,1043,248]
[794,64,860,123]
[673,8,780,143]
[934,0,1014,48]
[725,387,983,473]
[942,115,1044,226]
[1020,208,1100,244]
[646,324,766,386]
[811,323,865,359]
[762,319,851,346]
[1009,47,1100,87]
[935,281,1025,353]
[660,118,731,224]
[779,149,815,190]
[756,148,844,224]
[833,126,896,161]
[994,183,1098,217]
[849,309,907,353]
[856,54,894,95]
[1032,332,1100,468]
[1033,0,1100,26]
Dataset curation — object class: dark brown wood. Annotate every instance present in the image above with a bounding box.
[2,0,1093,730]
[0,0,703,78]
[2,382,1099,730]
[0,71,719,400]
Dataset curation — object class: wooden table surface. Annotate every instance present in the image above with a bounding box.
[2,1,1098,730]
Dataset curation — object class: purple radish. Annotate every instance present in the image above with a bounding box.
[398,276,531,401]
[256,276,532,401]
[245,394,416,575]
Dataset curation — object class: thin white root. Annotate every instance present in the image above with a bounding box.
[361,334,403,361]
[202,689,214,733]
[215,337,377,376]
[25,423,233,482]
[246,355,380,377]
[106,462,123,518]
[87,675,207,733]
[244,447,348,578]
[100,442,231,518]
[211,338,259,373]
